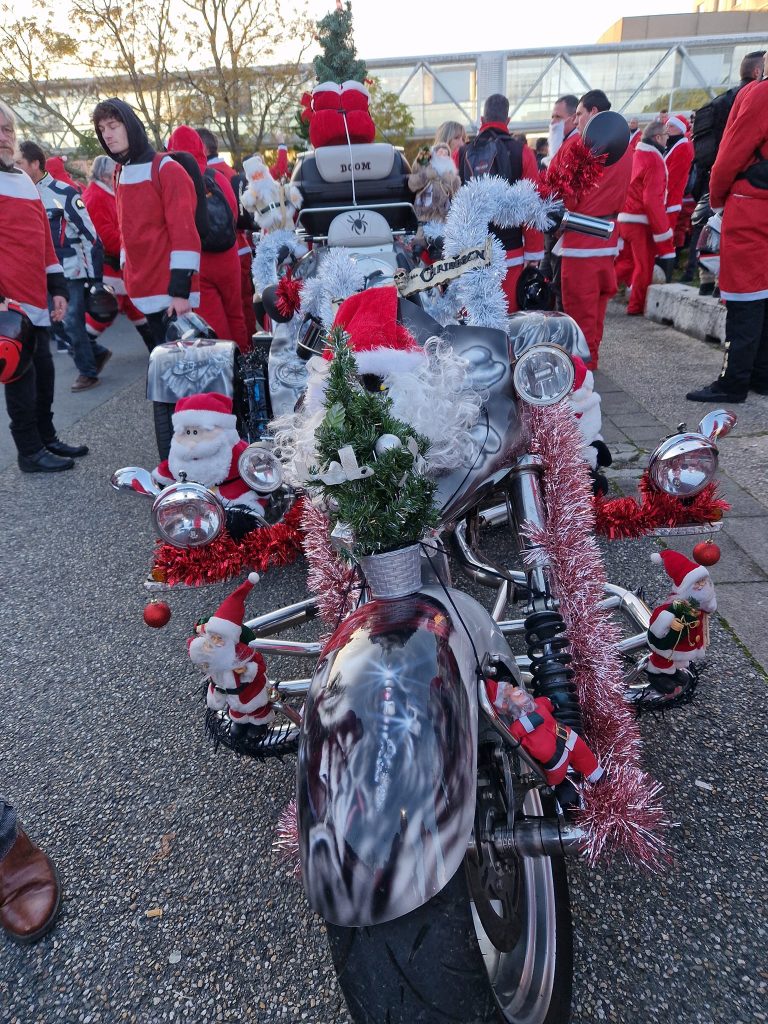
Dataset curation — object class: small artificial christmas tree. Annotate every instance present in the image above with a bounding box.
[313,0,367,85]
[307,327,438,557]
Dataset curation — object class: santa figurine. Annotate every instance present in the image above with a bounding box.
[485,679,604,811]
[643,549,717,699]
[567,356,612,495]
[152,392,265,512]
[187,571,274,738]
[241,153,302,232]
[407,142,460,247]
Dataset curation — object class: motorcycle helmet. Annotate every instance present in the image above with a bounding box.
[85,282,119,324]
[697,213,721,276]
[164,311,218,343]
[261,284,293,325]
[516,266,556,311]
[691,193,713,230]
[0,302,35,384]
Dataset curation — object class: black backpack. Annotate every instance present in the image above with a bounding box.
[692,85,743,173]
[460,132,523,185]
[151,152,237,253]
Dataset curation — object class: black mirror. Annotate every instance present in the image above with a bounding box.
[582,110,630,167]
[261,284,293,324]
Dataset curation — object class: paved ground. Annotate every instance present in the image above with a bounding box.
[1,312,766,1024]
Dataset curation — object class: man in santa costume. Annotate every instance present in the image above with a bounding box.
[663,114,694,260]
[187,572,274,737]
[552,89,632,368]
[645,549,717,696]
[687,68,768,403]
[152,392,264,510]
[615,120,675,316]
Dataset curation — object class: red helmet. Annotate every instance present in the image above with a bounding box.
[0,302,35,385]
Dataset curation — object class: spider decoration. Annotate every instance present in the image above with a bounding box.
[347,212,368,235]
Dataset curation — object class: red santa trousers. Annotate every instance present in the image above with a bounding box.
[198,247,249,353]
[561,256,617,369]
[673,201,693,250]
[501,257,524,314]
[617,222,656,315]
[240,251,256,342]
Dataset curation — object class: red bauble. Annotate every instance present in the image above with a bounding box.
[693,540,721,566]
[144,600,172,628]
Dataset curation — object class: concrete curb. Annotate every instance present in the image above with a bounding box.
[645,282,726,344]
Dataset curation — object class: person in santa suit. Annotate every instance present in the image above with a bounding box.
[615,120,675,316]
[663,114,695,261]
[187,572,274,738]
[553,89,632,368]
[644,549,717,697]
[628,116,642,153]
[92,98,200,349]
[152,392,265,510]
[687,71,768,403]
[457,94,545,313]
[82,155,156,352]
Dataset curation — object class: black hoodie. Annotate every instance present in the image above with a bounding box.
[94,98,154,166]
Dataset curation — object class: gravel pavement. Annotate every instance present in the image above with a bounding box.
[1,318,766,1024]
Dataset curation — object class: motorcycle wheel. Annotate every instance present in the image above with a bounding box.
[326,759,572,1023]
[153,401,175,462]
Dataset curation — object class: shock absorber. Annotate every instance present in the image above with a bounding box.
[524,611,582,733]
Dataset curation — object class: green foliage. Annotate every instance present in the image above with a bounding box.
[313,1,366,85]
[368,76,415,150]
[641,89,722,115]
[309,328,438,557]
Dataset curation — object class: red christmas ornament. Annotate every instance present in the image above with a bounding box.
[693,539,721,566]
[144,600,172,628]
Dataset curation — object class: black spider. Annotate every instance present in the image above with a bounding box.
[347,212,368,234]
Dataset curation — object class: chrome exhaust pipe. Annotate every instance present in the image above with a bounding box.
[489,817,588,859]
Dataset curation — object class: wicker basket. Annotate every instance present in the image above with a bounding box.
[359,544,422,599]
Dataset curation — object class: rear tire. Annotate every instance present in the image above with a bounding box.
[153,401,175,462]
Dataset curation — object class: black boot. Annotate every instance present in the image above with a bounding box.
[18,449,75,473]
[45,437,89,458]
[136,322,157,353]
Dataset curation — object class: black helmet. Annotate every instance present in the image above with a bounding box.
[164,311,218,343]
[516,266,555,311]
[260,283,293,324]
[0,302,35,384]
[86,282,119,324]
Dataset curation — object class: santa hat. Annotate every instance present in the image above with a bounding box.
[172,392,238,433]
[206,572,260,642]
[651,550,708,594]
[667,114,690,135]
[328,287,424,378]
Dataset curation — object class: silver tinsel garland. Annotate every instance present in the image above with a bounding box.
[299,249,365,331]
[251,230,306,294]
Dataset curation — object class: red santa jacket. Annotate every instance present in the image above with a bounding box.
[710,79,768,300]
[508,696,602,786]
[82,180,127,293]
[628,128,642,153]
[617,142,674,254]
[648,601,709,664]
[0,168,63,326]
[116,155,201,314]
[664,135,694,215]
[549,134,632,259]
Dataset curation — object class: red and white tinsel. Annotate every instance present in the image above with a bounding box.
[524,402,674,869]
[300,501,361,626]
[274,797,301,878]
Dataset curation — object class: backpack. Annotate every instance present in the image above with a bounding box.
[460,132,523,185]
[692,85,743,173]
[151,152,237,253]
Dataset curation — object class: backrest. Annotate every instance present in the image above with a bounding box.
[313,143,396,183]
[327,209,394,247]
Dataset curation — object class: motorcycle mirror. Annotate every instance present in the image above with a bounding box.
[696,408,737,444]
[110,466,162,498]
[581,110,630,167]
[261,284,293,324]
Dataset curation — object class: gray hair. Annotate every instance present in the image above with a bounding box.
[91,154,116,182]
[643,120,666,142]
[0,99,17,132]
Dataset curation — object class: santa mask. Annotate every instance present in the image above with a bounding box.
[168,421,240,488]
[548,120,565,159]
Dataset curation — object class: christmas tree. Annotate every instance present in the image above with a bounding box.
[313,1,367,85]
[308,328,438,557]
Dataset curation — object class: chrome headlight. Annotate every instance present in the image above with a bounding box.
[512,343,575,406]
[648,433,718,497]
[238,443,283,493]
[151,482,225,548]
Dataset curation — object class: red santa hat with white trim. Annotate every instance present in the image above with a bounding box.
[651,550,709,595]
[172,392,238,433]
[666,114,691,136]
[327,286,424,378]
[205,572,260,643]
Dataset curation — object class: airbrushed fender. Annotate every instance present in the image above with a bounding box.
[146,340,237,403]
[297,585,521,927]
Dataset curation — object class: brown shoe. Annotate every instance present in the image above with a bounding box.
[95,349,112,373]
[71,374,100,392]
[0,827,61,944]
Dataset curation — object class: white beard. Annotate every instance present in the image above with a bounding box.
[430,154,457,178]
[548,121,565,159]
[168,428,239,487]
[679,579,717,614]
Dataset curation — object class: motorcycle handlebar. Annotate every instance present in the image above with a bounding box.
[549,203,614,240]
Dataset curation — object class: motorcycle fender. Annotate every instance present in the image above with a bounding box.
[298,586,519,927]
[145,340,236,403]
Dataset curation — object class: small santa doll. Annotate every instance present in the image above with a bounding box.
[645,549,717,697]
[152,392,264,512]
[407,142,460,244]
[187,572,274,738]
[241,153,302,232]
[485,679,604,811]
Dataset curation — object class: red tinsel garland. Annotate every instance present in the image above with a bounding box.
[152,498,306,587]
[593,474,729,541]
[275,270,303,320]
[524,403,673,869]
[300,501,361,626]
[539,137,606,208]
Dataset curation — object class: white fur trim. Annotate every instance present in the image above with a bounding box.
[205,616,242,641]
[677,566,709,593]
[247,572,260,585]
[666,116,687,135]
[341,80,370,99]
[172,408,237,432]
[313,81,341,95]
[650,552,663,565]
[353,348,424,378]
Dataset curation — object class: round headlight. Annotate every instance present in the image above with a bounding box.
[238,443,284,493]
[151,482,225,548]
[512,343,575,406]
[648,433,718,497]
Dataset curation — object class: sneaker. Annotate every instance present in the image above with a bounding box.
[95,349,112,373]
[71,375,100,392]
[686,380,746,403]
